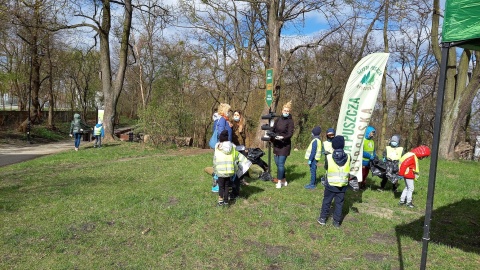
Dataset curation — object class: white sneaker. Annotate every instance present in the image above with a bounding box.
[283,180,288,187]
[276,181,282,189]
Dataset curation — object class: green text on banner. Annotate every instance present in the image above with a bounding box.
[335,53,390,183]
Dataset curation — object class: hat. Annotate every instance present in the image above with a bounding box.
[390,134,400,144]
[411,145,431,158]
[331,135,345,150]
[219,130,229,142]
[312,126,321,136]
[326,128,335,135]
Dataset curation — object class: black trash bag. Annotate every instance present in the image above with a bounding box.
[246,148,269,171]
[385,159,400,184]
[259,171,273,181]
[370,157,386,178]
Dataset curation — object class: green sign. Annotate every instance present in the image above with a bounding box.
[266,69,273,107]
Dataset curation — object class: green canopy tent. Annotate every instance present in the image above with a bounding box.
[421,1,480,269]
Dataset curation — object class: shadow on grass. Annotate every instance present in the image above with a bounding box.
[240,185,264,199]
[395,199,480,268]
[285,164,307,184]
[343,188,364,218]
[83,143,122,150]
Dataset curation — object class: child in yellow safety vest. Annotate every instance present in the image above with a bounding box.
[317,135,358,228]
[398,145,431,208]
[322,128,335,156]
[93,120,105,148]
[305,126,322,189]
[213,130,250,206]
[379,134,404,192]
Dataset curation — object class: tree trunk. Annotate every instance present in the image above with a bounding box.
[431,0,480,159]
[101,0,132,142]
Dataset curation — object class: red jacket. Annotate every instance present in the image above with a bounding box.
[399,145,431,179]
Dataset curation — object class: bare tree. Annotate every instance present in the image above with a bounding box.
[432,0,480,159]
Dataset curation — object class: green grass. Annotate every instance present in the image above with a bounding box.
[1,144,479,269]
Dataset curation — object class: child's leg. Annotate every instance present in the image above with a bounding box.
[217,177,226,203]
[332,191,345,223]
[309,160,317,185]
[217,177,229,203]
[361,166,369,188]
[400,178,411,203]
[319,188,334,219]
[98,136,102,147]
[405,179,415,203]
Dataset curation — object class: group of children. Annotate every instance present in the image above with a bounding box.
[210,122,431,227]
[304,125,431,227]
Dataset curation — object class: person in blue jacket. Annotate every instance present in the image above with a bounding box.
[93,120,105,148]
[361,126,376,189]
[304,126,322,189]
[215,103,233,143]
[211,103,233,192]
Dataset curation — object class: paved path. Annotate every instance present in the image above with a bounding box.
[0,140,74,167]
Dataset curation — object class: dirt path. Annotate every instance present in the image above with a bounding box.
[0,140,73,167]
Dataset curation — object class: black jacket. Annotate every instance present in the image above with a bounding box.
[272,114,294,156]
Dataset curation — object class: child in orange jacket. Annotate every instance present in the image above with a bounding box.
[398,145,431,208]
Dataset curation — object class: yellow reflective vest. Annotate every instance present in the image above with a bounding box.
[94,125,103,135]
[213,147,237,177]
[305,138,322,161]
[323,140,333,155]
[326,154,351,187]
[385,146,403,161]
[399,152,419,179]
[362,138,375,164]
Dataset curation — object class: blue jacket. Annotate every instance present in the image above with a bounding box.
[307,136,320,161]
[362,126,376,166]
[216,117,232,142]
[94,123,105,137]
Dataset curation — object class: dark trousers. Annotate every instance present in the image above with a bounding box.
[217,177,230,202]
[231,175,241,198]
[380,176,398,191]
[320,187,346,222]
[309,160,318,185]
[94,135,102,147]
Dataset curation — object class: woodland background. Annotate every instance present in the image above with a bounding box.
[1,0,479,160]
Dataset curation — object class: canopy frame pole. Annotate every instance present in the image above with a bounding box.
[420,42,451,270]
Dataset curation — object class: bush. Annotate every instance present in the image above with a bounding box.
[138,105,179,147]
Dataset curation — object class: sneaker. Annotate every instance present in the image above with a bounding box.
[282,180,288,187]
[276,181,282,189]
[74,147,78,151]
[241,179,249,186]
[406,202,415,208]
[304,184,316,189]
[317,218,326,225]
[217,201,224,206]
[333,220,341,228]
[398,201,406,206]
[212,185,219,192]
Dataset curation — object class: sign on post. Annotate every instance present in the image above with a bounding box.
[265,68,273,107]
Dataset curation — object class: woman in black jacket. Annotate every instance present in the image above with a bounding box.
[272,101,294,188]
